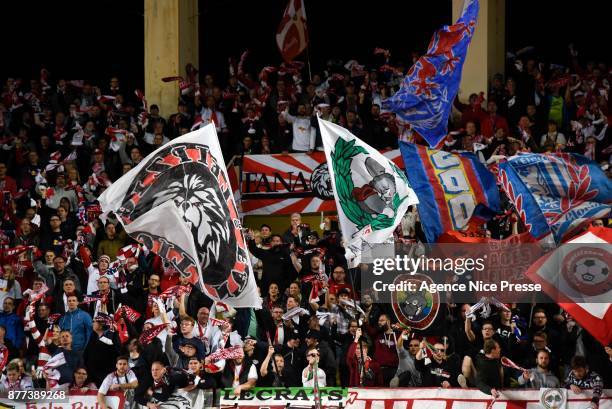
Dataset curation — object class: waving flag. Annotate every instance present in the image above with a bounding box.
[98,124,261,309]
[499,153,611,243]
[384,0,479,147]
[320,119,418,266]
[399,142,500,243]
[276,0,309,62]
[526,227,612,346]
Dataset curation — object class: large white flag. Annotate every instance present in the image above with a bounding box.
[98,124,261,308]
[318,118,418,266]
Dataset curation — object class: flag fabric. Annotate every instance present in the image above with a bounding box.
[138,323,169,346]
[399,142,500,243]
[115,304,141,323]
[0,345,7,372]
[499,153,611,243]
[98,124,261,309]
[207,345,244,362]
[383,0,479,147]
[319,118,419,266]
[159,285,192,300]
[526,226,612,346]
[276,0,309,63]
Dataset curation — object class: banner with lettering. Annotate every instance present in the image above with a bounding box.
[219,387,346,408]
[218,387,612,409]
[240,151,403,215]
[399,142,501,243]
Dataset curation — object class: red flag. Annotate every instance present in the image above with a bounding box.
[159,285,192,300]
[526,226,612,346]
[275,0,308,62]
[115,305,141,323]
[206,345,244,362]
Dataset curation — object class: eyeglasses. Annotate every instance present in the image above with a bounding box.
[435,348,446,353]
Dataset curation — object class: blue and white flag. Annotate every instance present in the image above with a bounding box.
[384,0,479,148]
[499,153,611,243]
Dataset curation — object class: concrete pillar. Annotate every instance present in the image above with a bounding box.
[452,0,505,100]
[144,0,199,119]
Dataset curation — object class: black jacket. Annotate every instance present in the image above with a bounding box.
[247,241,296,295]
[84,331,121,386]
[134,369,190,405]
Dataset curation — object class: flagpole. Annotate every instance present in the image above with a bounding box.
[303,0,313,82]
[306,45,313,83]
[346,265,366,386]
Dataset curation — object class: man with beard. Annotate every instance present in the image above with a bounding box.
[291,253,324,306]
[219,347,258,396]
[97,356,138,409]
[529,309,560,351]
[393,330,422,387]
[415,340,461,388]
[564,355,603,408]
[50,255,81,296]
[191,306,219,354]
[262,305,294,348]
[137,274,162,319]
[247,233,295,296]
[86,276,124,318]
[518,350,560,388]
[373,314,399,385]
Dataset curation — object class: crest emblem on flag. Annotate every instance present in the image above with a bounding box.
[391,274,440,330]
[539,388,567,409]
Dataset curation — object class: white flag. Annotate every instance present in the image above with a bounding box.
[318,118,418,266]
[98,124,261,308]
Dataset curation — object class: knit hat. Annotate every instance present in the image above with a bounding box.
[98,255,111,264]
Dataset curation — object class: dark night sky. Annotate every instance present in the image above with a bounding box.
[1,1,610,88]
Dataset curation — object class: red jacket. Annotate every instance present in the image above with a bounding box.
[346,342,384,387]
[0,176,17,196]
[480,114,510,138]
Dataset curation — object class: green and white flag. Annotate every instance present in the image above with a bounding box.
[318,118,418,267]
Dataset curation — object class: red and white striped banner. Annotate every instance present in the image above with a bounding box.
[220,387,612,409]
[240,150,402,215]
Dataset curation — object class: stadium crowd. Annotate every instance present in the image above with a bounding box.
[0,43,610,409]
